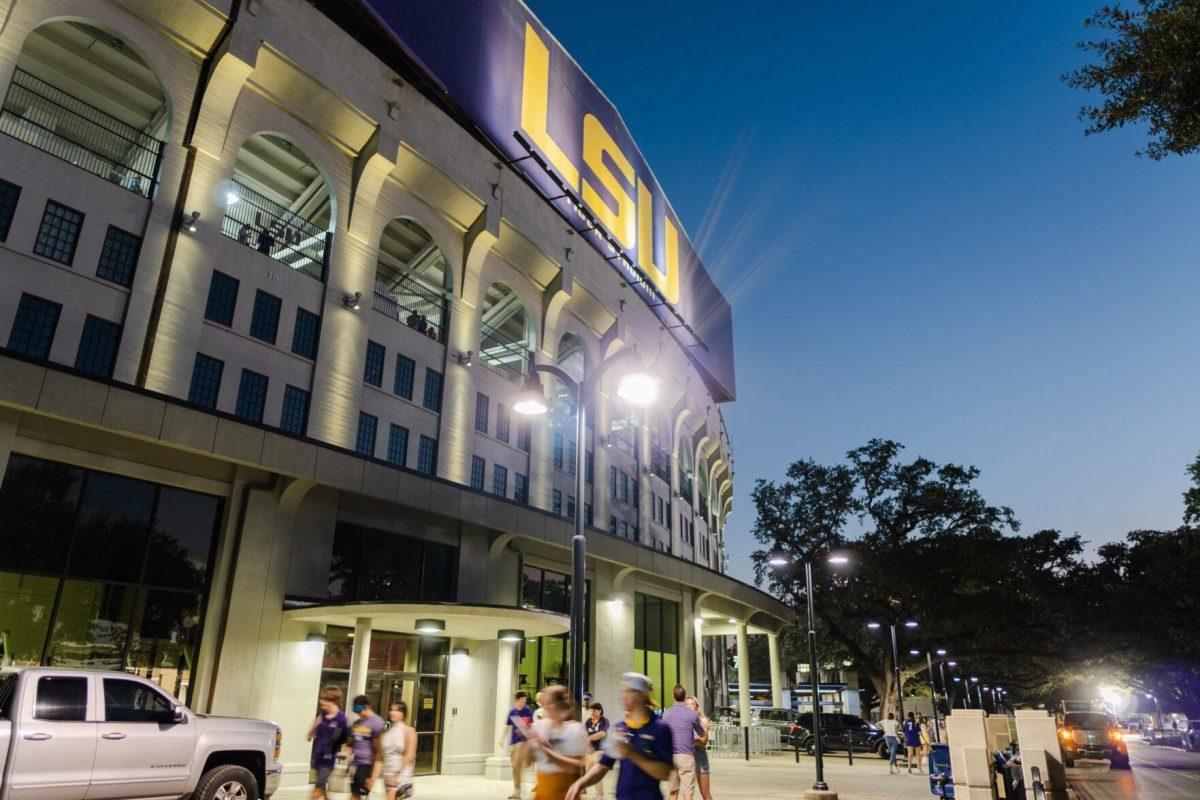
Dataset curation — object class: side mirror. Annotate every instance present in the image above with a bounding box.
[171,704,186,724]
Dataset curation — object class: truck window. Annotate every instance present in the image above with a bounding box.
[35,676,88,721]
[0,673,15,719]
[103,678,174,723]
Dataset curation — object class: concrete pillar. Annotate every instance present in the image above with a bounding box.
[484,640,519,780]
[0,407,18,489]
[945,709,995,800]
[767,632,784,707]
[693,617,705,701]
[735,622,751,725]
[1014,709,1069,800]
[347,617,373,699]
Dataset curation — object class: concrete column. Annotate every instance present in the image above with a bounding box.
[484,640,519,780]
[735,622,751,725]
[945,709,995,800]
[0,407,18,489]
[1014,710,1069,800]
[767,632,784,707]
[347,617,373,699]
[693,618,705,701]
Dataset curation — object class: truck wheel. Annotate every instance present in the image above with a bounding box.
[1111,757,1131,770]
[195,765,259,800]
[876,743,889,759]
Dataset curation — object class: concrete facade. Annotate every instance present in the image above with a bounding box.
[0,0,790,786]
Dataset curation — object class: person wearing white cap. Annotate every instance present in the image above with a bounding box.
[566,673,673,800]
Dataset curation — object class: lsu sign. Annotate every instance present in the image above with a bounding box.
[366,0,736,401]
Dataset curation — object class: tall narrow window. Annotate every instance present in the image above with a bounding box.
[552,489,562,516]
[33,200,84,265]
[470,456,486,490]
[515,473,528,504]
[356,412,378,457]
[496,404,511,443]
[568,441,577,475]
[553,433,564,469]
[234,369,268,423]
[279,385,310,435]
[249,290,282,344]
[417,436,437,475]
[492,464,508,497]
[423,368,443,412]
[204,271,239,326]
[610,466,618,499]
[394,354,415,400]
[567,495,576,519]
[517,420,531,453]
[584,503,592,527]
[74,315,121,378]
[291,308,320,359]
[363,341,385,386]
[475,392,490,433]
[7,293,61,359]
[188,353,224,409]
[0,178,20,242]
[95,226,141,287]
[386,424,409,467]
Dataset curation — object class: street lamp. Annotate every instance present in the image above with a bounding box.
[868,619,917,724]
[969,677,981,709]
[768,549,848,795]
[909,648,946,743]
[514,347,656,703]
[1146,693,1162,735]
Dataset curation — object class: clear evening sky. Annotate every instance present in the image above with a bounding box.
[528,1,1200,583]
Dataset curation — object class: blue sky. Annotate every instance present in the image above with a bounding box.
[528,1,1200,583]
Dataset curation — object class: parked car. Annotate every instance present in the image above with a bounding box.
[1058,711,1130,768]
[790,712,888,757]
[752,707,796,742]
[0,667,283,800]
[1181,720,1200,751]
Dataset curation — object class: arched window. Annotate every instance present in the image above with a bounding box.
[552,332,586,414]
[480,282,532,382]
[375,218,451,342]
[0,21,169,197]
[222,133,334,280]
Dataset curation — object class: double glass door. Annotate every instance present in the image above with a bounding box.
[363,672,444,774]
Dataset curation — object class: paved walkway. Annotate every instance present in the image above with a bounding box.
[276,752,932,800]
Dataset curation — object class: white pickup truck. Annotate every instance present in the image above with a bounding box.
[0,667,282,800]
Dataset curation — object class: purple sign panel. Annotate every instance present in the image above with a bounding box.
[362,0,736,401]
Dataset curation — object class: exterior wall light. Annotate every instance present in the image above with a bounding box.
[415,618,445,634]
[498,629,524,642]
[342,292,361,310]
[451,646,469,657]
[454,350,473,367]
[225,191,239,205]
[305,632,327,644]
[179,210,200,232]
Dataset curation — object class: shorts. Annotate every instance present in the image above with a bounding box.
[694,748,711,774]
[311,765,334,788]
[350,763,372,796]
[666,754,696,795]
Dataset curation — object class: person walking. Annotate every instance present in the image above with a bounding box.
[902,711,923,773]
[525,685,588,800]
[919,714,932,763]
[347,695,385,800]
[500,691,535,799]
[661,685,704,800]
[684,697,713,800]
[372,701,417,799]
[880,712,901,774]
[566,673,674,800]
[585,702,611,799]
[307,686,348,800]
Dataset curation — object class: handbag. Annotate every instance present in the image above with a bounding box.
[328,755,352,794]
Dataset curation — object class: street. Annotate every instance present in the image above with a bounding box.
[1071,740,1200,800]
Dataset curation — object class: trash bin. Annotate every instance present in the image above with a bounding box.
[928,743,954,797]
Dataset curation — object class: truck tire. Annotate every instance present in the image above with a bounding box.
[195,764,259,800]
[1110,756,1131,770]
[876,741,889,759]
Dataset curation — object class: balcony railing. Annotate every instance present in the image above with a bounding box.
[0,68,164,198]
[221,180,331,281]
[650,443,671,484]
[479,321,529,383]
[373,268,449,343]
[678,473,694,504]
[699,494,709,520]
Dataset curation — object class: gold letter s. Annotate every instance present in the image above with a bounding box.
[582,113,636,249]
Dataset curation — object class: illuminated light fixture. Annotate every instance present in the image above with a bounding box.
[305,633,327,644]
[948,661,957,667]
[953,677,962,683]
[936,649,948,656]
[827,553,850,566]
[904,620,919,629]
[342,292,361,310]
[415,618,445,634]
[616,372,658,408]
[498,628,524,642]
[512,374,549,416]
[970,677,979,683]
[727,618,738,625]
[867,621,882,630]
[225,191,239,205]
[179,210,200,232]
[767,551,788,567]
[454,350,473,367]
[909,650,920,656]
[451,646,469,657]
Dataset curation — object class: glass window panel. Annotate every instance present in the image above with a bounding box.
[521,565,542,608]
[102,678,174,722]
[68,472,156,583]
[7,293,62,360]
[359,529,420,602]
[127,589,202,702]
[663,652,679,698]
[644,595,662,653]
[0,178,20,242]
[291,308,320,360]
[188,353,223,409]
[146,488,220,591]
[321,626,354,670]
[540,570,569,614]
[35,676,87,720]
[541,635,567,687]
[517,637,538,695]
[420,542,456,602]
[327,526,362,600]
[0,571,58,664]
[33,201,84,265]
[418,637,448,675]
[47,580,136,668]
[662,600,679,654]
[96,226,141,287]
[633,648,645,675]
[647,650,663,708]
[367,633,411,672]
[0,454,83,573]
[634,594,645,650]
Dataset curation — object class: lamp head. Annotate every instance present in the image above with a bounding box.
[909,649,920,656]
[616,372,658,407]
[513,375,549,416]
[767,550,788,567]
[867,621,881,630]
[904,620,919,629]
[936,649,947,656]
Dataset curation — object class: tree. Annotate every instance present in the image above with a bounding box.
[1064,1,1200,159]
[751,439,1090,715]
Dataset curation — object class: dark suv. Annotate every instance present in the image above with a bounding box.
[790,712,888,757]
[1058,712,1130,769]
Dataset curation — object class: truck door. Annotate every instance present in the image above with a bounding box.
[7,674,97,800]
[87,678,196,800]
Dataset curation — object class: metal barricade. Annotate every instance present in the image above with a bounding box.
[707,724,783,758]
[1030,765,1046,800]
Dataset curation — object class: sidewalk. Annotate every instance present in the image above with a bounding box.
[275,752,932,800]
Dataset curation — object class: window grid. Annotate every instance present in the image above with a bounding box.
[584,503,593,527]
[553,433,564,468]
[423,368,443,412]
[417,436,437,475]
[204,271,239,326]
[33,200,84,265]
[279,385,310,435]
[552,489,562,516]
[470,456,486,490]
[515,473,528,504]
[492,464,508,497]
[610,466,618,499]
[394,354,415,399]
[95,226,141,287]
[249,290,282,345]
[386,424,409,467]
[188,353,224,409]
[291,308,320,359]
[568,441,577,476]
[356,412,378,457]
[74,315,121,378]
[363,341,385,386]
[7,293,62,359]
[475,392,490,433]
[496,404,511,442]
[517,421,531,453]
[0,178,19,242]
[234,369,268,423]
[567,495,576,520]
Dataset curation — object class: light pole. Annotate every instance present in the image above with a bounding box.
[1146,693,1162,735]
[869,619,917,722]
[969,677,980,709]
[513,348,657,703]
[769,549,848,796]
[910,648,945,743]
[952,676,964,708]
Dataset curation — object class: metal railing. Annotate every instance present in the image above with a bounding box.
[479,321,529,383]
[0,68,164,198]
[650,444,671,483]
[221,180,331,281]
[708,724,783,758]
[373,268,449,343]
[679,473,694,504]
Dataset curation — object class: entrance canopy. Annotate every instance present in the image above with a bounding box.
[283,601,569,640]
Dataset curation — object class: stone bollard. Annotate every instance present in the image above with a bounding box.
[946,709,995,800]
[1014,709,1069,800]
[986,714,1013,752]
